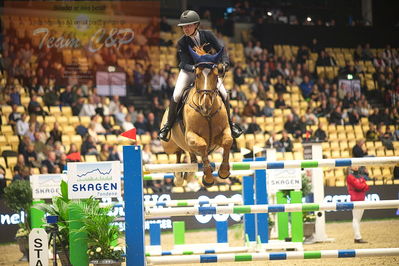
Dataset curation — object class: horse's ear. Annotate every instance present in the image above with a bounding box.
[210,47,224,63]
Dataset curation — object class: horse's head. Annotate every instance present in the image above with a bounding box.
[189,46,224,116]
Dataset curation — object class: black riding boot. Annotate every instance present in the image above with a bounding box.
[159,99,179,142]
[222,96,244,138]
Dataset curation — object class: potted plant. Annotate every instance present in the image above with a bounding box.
[3,180,33,261]
[35,180,72,266]
[71,198,124,266]
[301,173,316,239]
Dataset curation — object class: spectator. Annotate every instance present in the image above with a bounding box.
[81,135,99,156]
[107,145,120,161]
[101,115,115,134]
[274,75,287,94]
[142,144,152,165]
[266,132,284,152]
[8,104,21,127]
[13,154,26,175]
[352,139,368,158]
[108,95,121,116]
[47,122,62,145]
[304,107,318,125]
[16,113,29,136]
[134,113,149,135]
[329,106,344,125]
[79,96,96,117]
[284,114,297,134]
[13,166,30,182]
[245,117,262,134]
[66,143,81,162]
[379,126,394,150]
[368,108,380,125]
[275,93,288,109]
[99,143,110,161]
[280,130,293,152]
[347,109,360,125]
[146,112,159,133]
[28,94,46,116]
[122,115,135,132]
[150,131,164,154]
[126,105,138,124]
[114,104,127,126]
[230,85,246,101]
[366,123,379,141]
[262,99,274,117]
[300,75,313,99]
[42,151,57,173]
[233,67,245,86]
[242,99,260,117]
[346,166,369,244]
[314,123,327,141]
[72,97,85,116]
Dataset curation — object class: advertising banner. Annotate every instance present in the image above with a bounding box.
[67,161,121,199]
[30,174,65,199]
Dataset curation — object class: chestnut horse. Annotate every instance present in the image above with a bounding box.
[160,46,232,187]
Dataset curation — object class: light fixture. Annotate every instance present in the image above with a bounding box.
[108,66,116,72]
[267,11,272,17]
[306,17,312,22]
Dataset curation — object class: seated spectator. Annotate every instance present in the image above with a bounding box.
[304,107,318,125]
[262,99,274,117]
[8,104,21,127]
[368,107,380,125]
[28,94,46,116]
[101,115,116,135]
[42,151,57,173]
[266,132,284,152]
[230,85,246,101]
[120,109,134,130]
[114,104,127,126]
[47,122,62,145]
[329,106,344,125]
[54,142,65,160]
[66,143,81,162]
[300,75,314,99]
[33,132,47,159]
[284,114,297,134]
[150,131,164,154]
[314,124,327,141]
[146,112,160,133]
[380,126,394,150]
[366,123,379,141]
[126,105,138,124]
[233,67,245,86]
[134,113,149,135]
[108,145,120,161]
[245,117,262,134]
[13,154,26,175]
[72,97,85,116]
[81,135,99,156]
[347,109,360,125]
[142,144,152,164]
[250,76,263,95]
[242,99,260,117]
[274,75,287,94]
[13,166,30,182]
[352,139,368,158]
[295,116,308,138]
[280,130,293,152]
[16,113,29,136]
[99,143,110,161]
[79,96,96,117]
[275,93,288,109]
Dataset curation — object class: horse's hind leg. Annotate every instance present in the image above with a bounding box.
[218,127,233,179]
[174,150,185,186]
[186,131,214,187]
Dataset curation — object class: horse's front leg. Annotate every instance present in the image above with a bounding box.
[185,153,198,183]
[186,131,214,187]
[174,150,185,186]
[218,127,233,179]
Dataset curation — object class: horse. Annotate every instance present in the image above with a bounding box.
[160,46,233,187]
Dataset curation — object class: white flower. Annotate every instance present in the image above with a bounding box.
[90,251,94,256]
[109,246,114,250]
[96,247,101,253]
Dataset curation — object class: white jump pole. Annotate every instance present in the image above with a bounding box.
[145,200,399,218]
[147,248,399,264]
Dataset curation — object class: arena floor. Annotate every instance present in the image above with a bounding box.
[1,220,398,266]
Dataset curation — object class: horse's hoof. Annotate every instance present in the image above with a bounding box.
[218,171,230,179]
[202,176,214,188]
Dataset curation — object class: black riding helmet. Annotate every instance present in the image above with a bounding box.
[177,10,200,26]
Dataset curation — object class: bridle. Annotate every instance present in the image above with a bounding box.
[189,63,222,118]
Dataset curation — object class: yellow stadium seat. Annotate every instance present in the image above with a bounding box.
[85,155,98,162]
[106,135,117,145]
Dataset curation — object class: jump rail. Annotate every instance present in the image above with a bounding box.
[143,170,254,181]
[143,156,399,173]
[145,200,399,218]
[146,248,399,264]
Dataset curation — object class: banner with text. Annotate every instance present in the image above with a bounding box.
[30,174,64,199]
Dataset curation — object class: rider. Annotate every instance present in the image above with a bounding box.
[158,10,244,141]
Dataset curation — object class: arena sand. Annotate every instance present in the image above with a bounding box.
[1,220,398,266]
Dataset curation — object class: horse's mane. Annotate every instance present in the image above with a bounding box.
[193,43,209,55]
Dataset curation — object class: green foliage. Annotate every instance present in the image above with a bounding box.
[71,198,123,262]
[3,180,33,231]
[35,189,71,250]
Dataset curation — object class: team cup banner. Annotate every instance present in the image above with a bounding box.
[67,161,121,199]
[3,1,160,95]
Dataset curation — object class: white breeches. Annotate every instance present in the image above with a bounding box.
[352,208,364,240]
[173,69,228,102]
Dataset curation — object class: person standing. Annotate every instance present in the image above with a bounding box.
[346,166,369,243]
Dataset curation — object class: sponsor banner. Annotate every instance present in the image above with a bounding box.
[67,161,121,199]
[267,169,302,192]
[30,174,64,199]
